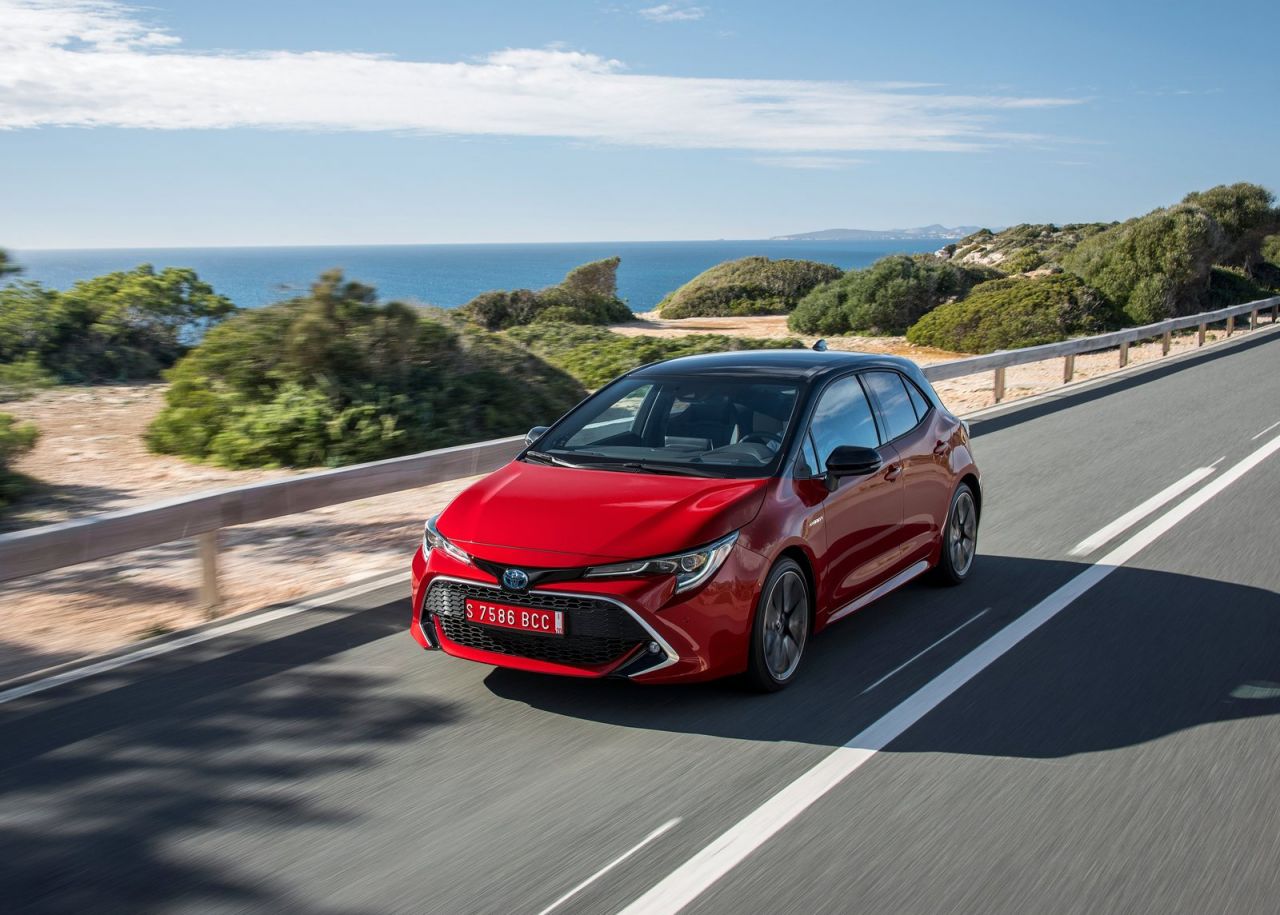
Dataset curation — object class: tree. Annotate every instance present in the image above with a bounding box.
[0,249,20,280]
[789,254,997,336]
[1182,183,1280,270]
[656,257,843,318]
[461,258,632,330]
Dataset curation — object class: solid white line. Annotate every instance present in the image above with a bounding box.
[1252,420,1280,440]
[858,608,990,696]
[0,570,405,706]
[537,819,681,915]
[1068,466,1215,557]
[617,433,1280,915]
[1210,456,1227,468]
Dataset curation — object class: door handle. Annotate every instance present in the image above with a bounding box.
[883,463,903,481]
[933,440,951,456]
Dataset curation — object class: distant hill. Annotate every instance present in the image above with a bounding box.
[771,224,984,242]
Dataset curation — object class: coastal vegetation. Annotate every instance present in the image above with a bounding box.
[506,322,803,388]
[655,256,841,319]
[906,274,1122,352]
[0,262,235,385]
[788,254,997,336]
[147,271,587,468]
[0,411,38,509]
[460,257,633,329]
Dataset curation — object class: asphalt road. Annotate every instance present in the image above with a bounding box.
[3,327,1279,914]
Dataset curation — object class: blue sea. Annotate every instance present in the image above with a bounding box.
[12,239,949,313]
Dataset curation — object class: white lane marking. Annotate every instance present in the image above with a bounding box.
[858,608,990,696]
[0,570,404,706]
[537,819,681,915]
[1210,455,1227,468]
[1253,420,1280,440]
[617,433,1280,915]
[1068,466,1215,556]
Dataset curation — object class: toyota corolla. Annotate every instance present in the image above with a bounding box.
[409,349,980,690]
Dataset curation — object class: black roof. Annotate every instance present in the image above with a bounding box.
[630,348,922,383]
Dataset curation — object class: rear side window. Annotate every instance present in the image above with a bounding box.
[863,371,920,441]
[808,375,880,469]
[904,378,930,420]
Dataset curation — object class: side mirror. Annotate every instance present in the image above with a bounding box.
[825,445,882,487]
[525,426,549,447]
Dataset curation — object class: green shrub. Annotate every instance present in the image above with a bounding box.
[906,274,1121,353]
[1063,204,1224,323]
[148,271,587,468]
[506,322,804,388]
[0,354,55,402]
[1206,267,1273,309]
[789,254,998,336]
[0,264,235,383]
[656,257,842,318]
[0,412,38,510]
[1182,183,1280,269]
[460,257,632,329]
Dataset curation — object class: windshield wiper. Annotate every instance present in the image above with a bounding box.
[524,450,588,469]
[618,461,726,478]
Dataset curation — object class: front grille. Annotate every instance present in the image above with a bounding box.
[426,579,648,668]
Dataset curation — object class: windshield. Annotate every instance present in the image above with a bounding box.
[531,376,802,478]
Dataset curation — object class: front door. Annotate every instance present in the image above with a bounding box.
[806,374,905,617]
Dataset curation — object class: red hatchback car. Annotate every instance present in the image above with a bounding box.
[409,350,980,690]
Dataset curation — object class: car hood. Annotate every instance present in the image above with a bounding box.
[439,461,769,565]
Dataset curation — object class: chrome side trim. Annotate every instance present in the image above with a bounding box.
[426,574,680,676]
[826,560,929,625]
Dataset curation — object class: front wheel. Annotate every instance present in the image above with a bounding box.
[933,483,978,585]
[744,559,810,692]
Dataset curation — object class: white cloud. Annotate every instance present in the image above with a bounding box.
[753,155,865,170]
[638,4,707,22]
[0,0,1082,153]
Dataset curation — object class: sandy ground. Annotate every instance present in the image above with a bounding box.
[0,317,1259,681]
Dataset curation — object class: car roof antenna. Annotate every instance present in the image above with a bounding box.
[812,339,828,352]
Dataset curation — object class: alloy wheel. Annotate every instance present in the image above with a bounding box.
[761,569,809,681]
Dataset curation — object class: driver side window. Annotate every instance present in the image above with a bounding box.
[807,376,880,472]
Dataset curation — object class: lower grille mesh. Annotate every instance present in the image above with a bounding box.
[426,580,647,668]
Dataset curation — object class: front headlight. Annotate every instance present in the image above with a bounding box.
[584,531,738,593]
[422,515,471,565]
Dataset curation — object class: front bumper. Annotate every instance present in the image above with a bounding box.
[409,543,767,683]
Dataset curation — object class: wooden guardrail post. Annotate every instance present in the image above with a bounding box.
[1226,315,1235,337]
[1063,354,1075,384]
[1119,341,1129,368]
[1161,331,1171,356]
[993,367,1006,403]
[1198,323,1206,346]
[1250,309,1258,330]
[197,531,222,618]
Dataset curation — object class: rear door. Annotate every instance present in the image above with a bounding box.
[861,370,952,563]
[806,374,905,616]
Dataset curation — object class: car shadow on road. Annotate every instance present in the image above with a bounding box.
[0,600,455,912]
[485,554,1280,759]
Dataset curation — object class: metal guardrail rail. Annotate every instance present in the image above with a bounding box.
[1,294,1277,610]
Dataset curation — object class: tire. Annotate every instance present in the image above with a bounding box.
[744,558,811,692]
[933,483,978,586]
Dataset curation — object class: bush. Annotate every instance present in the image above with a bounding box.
[656,257,842,318]
[148,271,587,468]
[789,254,998,336]
[506,322,804,388]
[906,274,1121,353]
[1063,204,1224,323]
[0,412,38,510]
[460,257,632,329]
[1206,267,1273,309]
[0,264,236,383]
[1182,183,1280,269]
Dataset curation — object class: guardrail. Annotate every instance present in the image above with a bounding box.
[1,294,1277,610]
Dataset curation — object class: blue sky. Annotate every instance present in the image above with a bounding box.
[2,0,1278,248]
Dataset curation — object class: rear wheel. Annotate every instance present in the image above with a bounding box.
[745,559,810,692]
[933,483,978,585]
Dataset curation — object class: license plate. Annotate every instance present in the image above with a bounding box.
[464,598,564,636]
